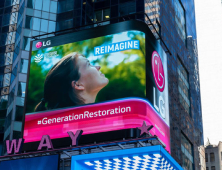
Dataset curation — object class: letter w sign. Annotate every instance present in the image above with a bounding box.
[6,138,24,154]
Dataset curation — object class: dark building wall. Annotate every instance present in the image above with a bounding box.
[160,0,203,169]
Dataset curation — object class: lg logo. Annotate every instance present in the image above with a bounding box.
[152,51,165,92]
[36,40,51,48]
[152,51,166,119]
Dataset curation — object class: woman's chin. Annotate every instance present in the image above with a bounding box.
[104,77,109,85]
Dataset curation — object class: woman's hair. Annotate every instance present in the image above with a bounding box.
[35,52,84,112]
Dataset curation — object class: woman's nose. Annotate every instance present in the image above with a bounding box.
[95,66,101,70]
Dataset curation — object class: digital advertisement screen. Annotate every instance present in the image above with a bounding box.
[0,155,59,170]
[23,21,170,152]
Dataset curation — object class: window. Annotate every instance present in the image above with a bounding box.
[10,63,18,84]
[8,86,15,107]
[48,21,56,33]
[25,16,33,29]
[50,1,57,13]
[17,82,26,98]
[35,0,43,10]
[0,119,5,132]
[94,9,110,22]
[0,33,7,46]
[205,153,208,162]
[42,11,49,19]
[119,1,136,16]
[56,19,73,31]
[5,0,19,7]
[172,0,186,44]
[181,133,193,170]
[27,0,34,8]
[49,13,56,21]
[177,58,190,116]
[40,19,48,32]
[210,153,215,162]
[13,131,21,139]
[4,109,12,130]
[20,59,28,74]
[34,10,41,18]
[42,0,50,12]
[0,110,7,119]
[33,17,40,31]
[57,0,74,13]
[22,37,31,51]
[2,14,10,26]
[211,166,216,170]
[15,106,24,121]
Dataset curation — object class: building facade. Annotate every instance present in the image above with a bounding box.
[205,141,222,170]
[0,0,203,169]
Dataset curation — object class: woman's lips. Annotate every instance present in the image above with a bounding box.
[100,72,105,77]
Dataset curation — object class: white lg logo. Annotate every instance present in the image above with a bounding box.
[43,40,51,47]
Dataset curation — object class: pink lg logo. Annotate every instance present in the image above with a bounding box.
[152,51,165,92]
[36,42,42,48]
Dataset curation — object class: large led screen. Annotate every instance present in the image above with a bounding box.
[0,155,59,170]
[23,20,170,152]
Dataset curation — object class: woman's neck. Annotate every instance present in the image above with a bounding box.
[79,91,98,104]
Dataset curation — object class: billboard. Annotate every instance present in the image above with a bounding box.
[23,20,169,151]
[0,155,59,170]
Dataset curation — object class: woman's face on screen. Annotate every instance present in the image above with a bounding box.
[76,55,109,93]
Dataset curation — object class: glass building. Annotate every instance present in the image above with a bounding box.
[0,0,203,169]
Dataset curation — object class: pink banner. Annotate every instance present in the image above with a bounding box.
[23,98,170,152]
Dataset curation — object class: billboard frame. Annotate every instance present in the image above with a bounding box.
[22,19,170,151]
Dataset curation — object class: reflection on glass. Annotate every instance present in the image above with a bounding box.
[27,0,35,9]
[172,0,186,43]
[34,10,41,18]
[23,29,31,37]
[22,37,31,51]
[17,82,26,98]
[35,0,43,10]
[49,13,56,21]
[3,73,11,87]
[32,30,39,36]
[42,11,49,19]
[20,59,28,74]
[4,109,11,130]
[33,17,40,31]
[50,1,57,13]
[6,32,16,45]
[119,1,135,16]
[0,75,3,88]
[0,33,7,46]
[42,0,50,12]
[9,12,18,25]
[181,133,193,170]
[103,9,110,21]
[26,8,34,16]
[0,54,5,67]
[58,0,74,13]
[48,21,55,33]
[0,95,8,110]
[2,14,10,26]
[56,19,73,31]
[94,10,102,22]
[8,86,15,107]
[40,19,48,32]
